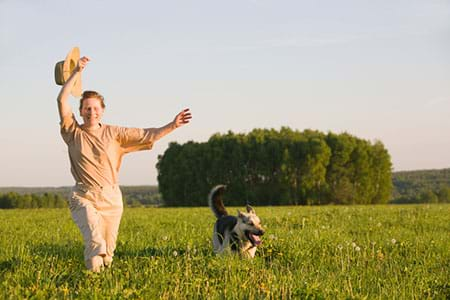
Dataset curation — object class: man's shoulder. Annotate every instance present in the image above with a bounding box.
[101,124,124,137]
[102,124,119,131]
[103,124,142,133]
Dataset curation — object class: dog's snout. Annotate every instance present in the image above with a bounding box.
[258,229,265,236]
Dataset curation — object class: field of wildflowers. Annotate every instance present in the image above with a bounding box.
[0,205,448,299]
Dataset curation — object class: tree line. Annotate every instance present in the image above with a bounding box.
[0,186,162,209]
[121,186,162,207]
[2,142,448,208]
[0,192,67,209]
[157,127,393,206]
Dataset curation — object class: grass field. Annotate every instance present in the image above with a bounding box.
[0,205,448,299]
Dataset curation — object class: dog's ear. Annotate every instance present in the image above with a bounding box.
[237,210,250,223]
[246,205,255,214]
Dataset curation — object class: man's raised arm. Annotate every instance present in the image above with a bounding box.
[57,56,90,121]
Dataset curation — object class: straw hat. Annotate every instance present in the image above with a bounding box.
[54,47,82,97]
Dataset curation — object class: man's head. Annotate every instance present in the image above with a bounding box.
[79,90,105,128]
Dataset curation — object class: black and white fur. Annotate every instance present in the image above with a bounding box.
[208,185,265,258]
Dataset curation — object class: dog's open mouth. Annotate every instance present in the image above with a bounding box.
[246,231,263,246]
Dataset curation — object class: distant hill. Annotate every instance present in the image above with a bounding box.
[0,186,71,196]
[392,168,450,195]
[391,168,450,203]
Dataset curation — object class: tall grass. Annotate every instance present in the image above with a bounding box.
[0,205,448,299]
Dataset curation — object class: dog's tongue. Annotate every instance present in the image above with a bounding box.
[250,234,262,245]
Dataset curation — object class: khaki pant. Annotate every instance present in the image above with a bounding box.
[69,183,123,271]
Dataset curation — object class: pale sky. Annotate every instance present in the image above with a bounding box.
[1,0,449,187]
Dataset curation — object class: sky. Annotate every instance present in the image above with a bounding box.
[0,0,449,187]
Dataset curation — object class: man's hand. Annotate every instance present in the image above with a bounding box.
[173,108,192,128]
[75,56,91,73]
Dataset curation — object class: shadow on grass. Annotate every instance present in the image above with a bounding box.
[0,241,84,277]
[0,257,21,273]
[115,246,187,258]
[31,241,84,260]
[29,241,206,261]
[115,243,216,258]
[25,241,214,270]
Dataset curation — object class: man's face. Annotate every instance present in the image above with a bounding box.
[80,97,104,127]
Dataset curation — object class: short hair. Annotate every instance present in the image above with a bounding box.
[79,90,106,110]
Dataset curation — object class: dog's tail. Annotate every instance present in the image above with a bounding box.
[208,185,228,219]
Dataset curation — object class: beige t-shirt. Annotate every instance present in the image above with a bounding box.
[60,114,156,188]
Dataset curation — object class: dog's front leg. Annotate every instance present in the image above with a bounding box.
[244,246,257,258]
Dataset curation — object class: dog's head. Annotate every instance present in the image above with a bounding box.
[237,205,265,247]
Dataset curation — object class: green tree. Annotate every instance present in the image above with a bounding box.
[420,189,439,203]
[369,141,392,204]
[324,133,356,204]
[437,186,450,203]
[22,194,32,208]
[157,127,393,206]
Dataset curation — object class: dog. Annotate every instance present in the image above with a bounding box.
[208,185,265,258]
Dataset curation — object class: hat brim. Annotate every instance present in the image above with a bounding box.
[54,47,82,97]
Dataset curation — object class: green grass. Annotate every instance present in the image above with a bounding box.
[0,205,449,299]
